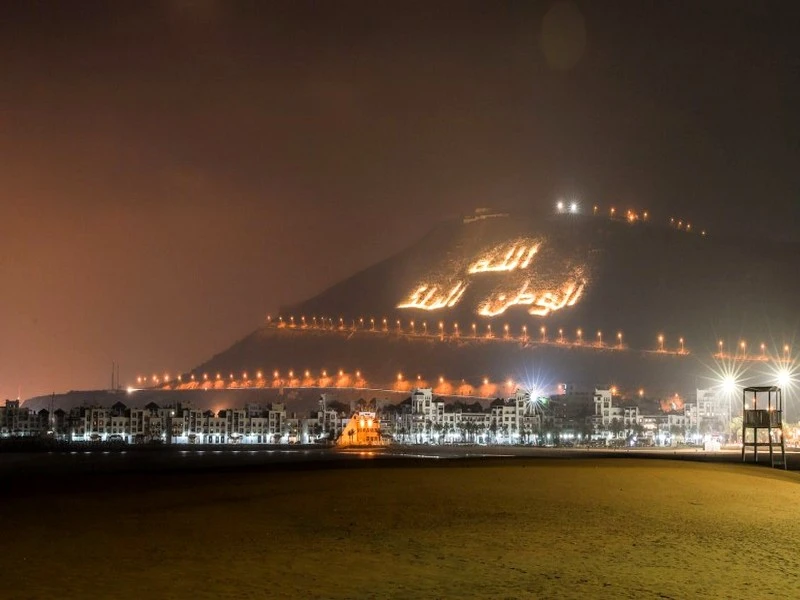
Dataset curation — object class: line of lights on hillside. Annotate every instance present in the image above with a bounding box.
[131,371,532,398]
[262,315,697,354]
[555,199,707,236]
[262,316,795,364]
[129,358,799,406]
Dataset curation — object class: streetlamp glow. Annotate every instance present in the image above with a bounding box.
[658,334,664,351]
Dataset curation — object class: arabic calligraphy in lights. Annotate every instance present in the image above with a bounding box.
[468,242,540,274]
[397,281,468,311]
[478,280,585,317]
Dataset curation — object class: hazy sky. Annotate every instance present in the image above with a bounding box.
[1,0,798,399]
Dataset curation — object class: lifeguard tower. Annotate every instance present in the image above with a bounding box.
[741,386,786,469]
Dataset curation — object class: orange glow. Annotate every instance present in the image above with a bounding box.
[397,281,467,311]
[468,240,540,274]
[478,280,584,317]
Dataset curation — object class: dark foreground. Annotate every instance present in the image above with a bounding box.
[1,452,799,599]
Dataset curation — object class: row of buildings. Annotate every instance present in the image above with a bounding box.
[0,385,737,446]
[0,397,345,445]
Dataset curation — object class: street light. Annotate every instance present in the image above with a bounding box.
[597,330,602,346]
[504,323,509,338]
[740,340,746,359]
[487,324,492,338]
[576,328,582,343]
[617,332,623,349]
[718,340,724,356]
[679,337,685,353]
[522,325,528,341]
[559,328,564,343]
[422,321,427,335]
[540,326,546,342]
[439,321,445,340]
[658,334,664,352]
[472,323,477,338]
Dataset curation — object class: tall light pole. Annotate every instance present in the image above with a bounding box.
[540,326,546,343]
[597,330,603,346]
[718,340,724,357]
[617,332,623,349]
[576,328,582,344]
[522,325,527,342]
[439,321,445,341]
[679,337,685,354]
[472,323,477,338]
[559,328,564,343]
[740,340,746,359]
[658,334,664,352]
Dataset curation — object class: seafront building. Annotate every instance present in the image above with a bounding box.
[0,386,741,446]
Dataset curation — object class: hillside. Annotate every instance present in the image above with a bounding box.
[190,209,800,403]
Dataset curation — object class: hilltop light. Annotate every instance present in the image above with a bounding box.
[569,201,578,214]
[556,200,565,213]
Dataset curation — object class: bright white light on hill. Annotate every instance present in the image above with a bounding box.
[556,200,565,212]
[569,201,578,214]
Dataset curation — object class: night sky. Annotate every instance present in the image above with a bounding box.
[2,0,799,400]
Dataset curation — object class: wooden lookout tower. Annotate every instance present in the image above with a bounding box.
[741,386,786,469]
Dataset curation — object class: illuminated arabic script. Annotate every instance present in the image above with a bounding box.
[478,281,584,317]
[397,281,468,311]
[468,242,539,274]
